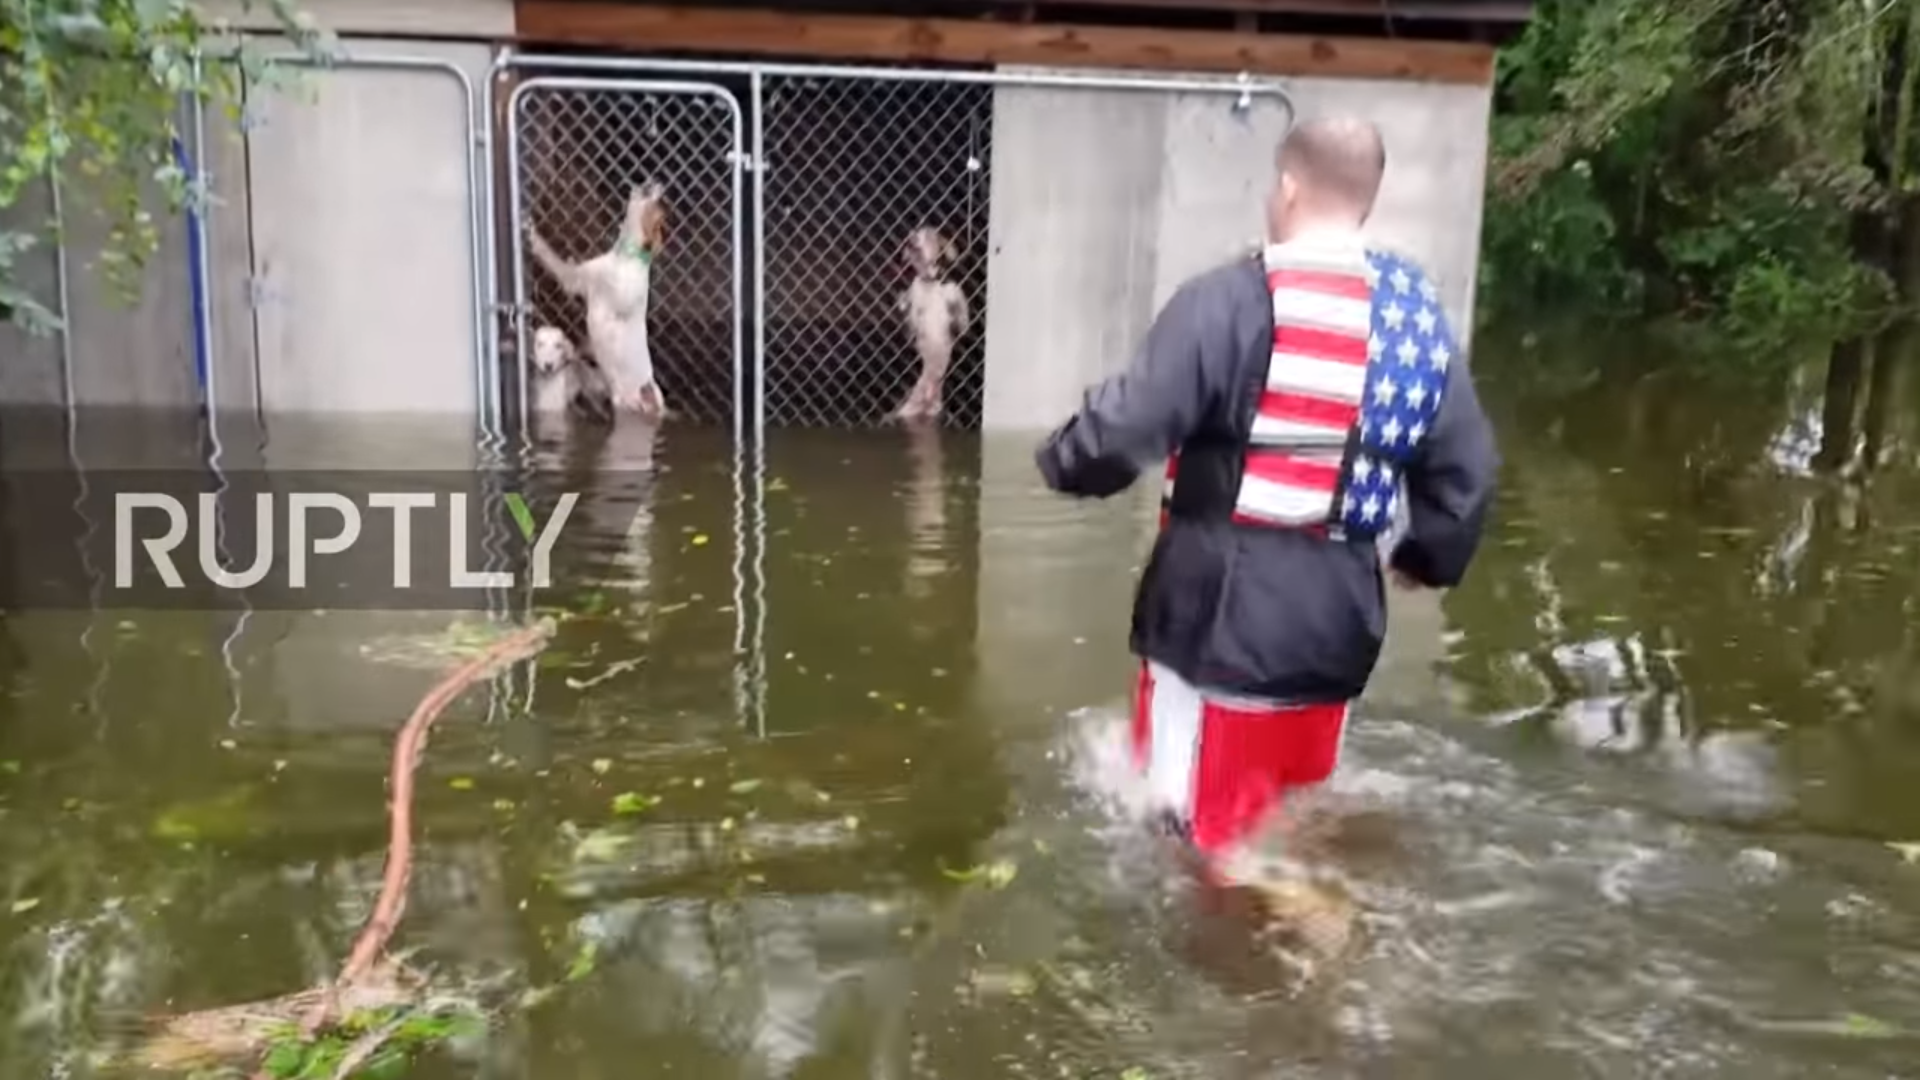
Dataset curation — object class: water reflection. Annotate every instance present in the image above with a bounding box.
[3,361,1920,1076]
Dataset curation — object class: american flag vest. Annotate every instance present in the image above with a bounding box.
[1159,241,1454,541]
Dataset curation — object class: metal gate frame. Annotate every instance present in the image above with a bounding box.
[484,51,1296,443]
[502,76,748,442]
[189,50,498,445]
[187,47,519,718]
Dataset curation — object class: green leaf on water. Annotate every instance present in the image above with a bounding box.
[728,779,764,794]
[261,1039,305,1076]
[573,827,628,862]
[502,492,537,542]
[10,898,40,914]
[0,760,18,774]
[691,533,711,546]
[941,859,1018,889]
[565,939,599,982]
[612,792,660,815]
[1841,1012,1896,1038]
[449,777,476,791]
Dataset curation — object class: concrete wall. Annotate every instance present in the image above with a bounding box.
[979,77,1175,433]
[981,67,1494,431]
[0,181,67,407]
[207,0,513,37]
[2,3,503,423]
[0,113,205,412]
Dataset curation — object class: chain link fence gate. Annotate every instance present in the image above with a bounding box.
[506,78,745,435]
[494,55,1294,437]
[758,75,992,429]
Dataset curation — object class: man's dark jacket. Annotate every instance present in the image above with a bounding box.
[1035,251,1500,705]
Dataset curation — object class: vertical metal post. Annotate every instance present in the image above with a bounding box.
[751,71,769,445]
[187,59,221,459]
[731,86,748,445]
[483,51,510,449]
[505,85,532,445]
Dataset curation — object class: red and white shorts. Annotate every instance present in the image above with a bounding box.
[1131,660,1350,856]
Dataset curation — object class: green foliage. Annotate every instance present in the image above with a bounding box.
[0,0,336,333]
[1483,0,1920,360]
[255,1005,483,1080]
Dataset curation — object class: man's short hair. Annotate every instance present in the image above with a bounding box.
[1277,117,1387,215]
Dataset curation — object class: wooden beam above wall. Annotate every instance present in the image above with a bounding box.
[514,1,1499,84]
[976,0,1534,22]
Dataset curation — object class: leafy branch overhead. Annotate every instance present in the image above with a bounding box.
[1482,0,1920,348]
[0,0,336,333]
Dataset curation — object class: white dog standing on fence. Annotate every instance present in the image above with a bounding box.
[526,181,671,419]
[893,226,971,422]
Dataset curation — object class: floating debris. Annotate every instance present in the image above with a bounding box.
[566,656,644,691]
[360,618,535,671]
[611,792,661,815]
[135,620,556,1075]
[940,859,1019,890]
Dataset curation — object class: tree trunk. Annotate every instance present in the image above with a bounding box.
[1863,194,1920,470]
[1816,334,1869,473]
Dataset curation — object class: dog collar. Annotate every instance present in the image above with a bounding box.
[616,237,653,265]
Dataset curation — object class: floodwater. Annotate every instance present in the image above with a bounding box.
[6,354,1920,1079]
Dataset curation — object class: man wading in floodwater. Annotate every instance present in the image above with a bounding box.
[1035,116,1500,884]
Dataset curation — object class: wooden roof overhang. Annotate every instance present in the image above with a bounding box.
[514,0,1539,85]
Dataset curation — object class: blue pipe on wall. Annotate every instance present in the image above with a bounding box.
[171,134,211,404]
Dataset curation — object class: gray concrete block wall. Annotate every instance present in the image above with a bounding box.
[59,170,202,410]
[981,67,1494,432]
[203,84,264,418]
[0,173,201,412]
[982,80,1171,432]
[207,0,514,37]
[0,180,67,407]
[3,34,494,424]
[1150,85,1296,304]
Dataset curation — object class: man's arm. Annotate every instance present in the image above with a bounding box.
[1034,279,1218,499]
[1388,314,1499,589]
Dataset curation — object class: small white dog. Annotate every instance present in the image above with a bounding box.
[529,324,614,428]
[526,181,670,419]
[892,226,970,422]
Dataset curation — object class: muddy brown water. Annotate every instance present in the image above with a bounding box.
[3,359,1920,1078]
